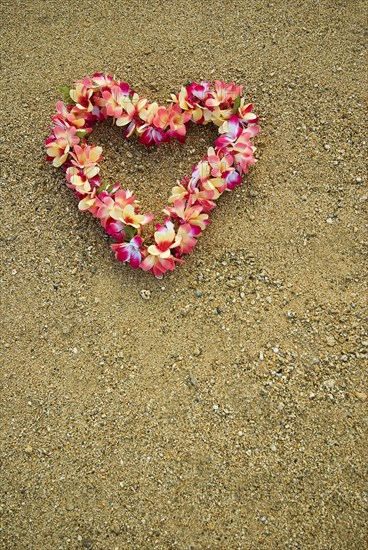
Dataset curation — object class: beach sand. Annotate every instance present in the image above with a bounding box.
[1,1,367,548]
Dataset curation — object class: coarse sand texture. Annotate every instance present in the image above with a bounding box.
[1,1,367,549]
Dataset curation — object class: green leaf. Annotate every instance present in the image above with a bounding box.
[106,183,119,194]
[76,129,89,139]
[232,95,241,114]
[96,181,108,195]
[96,182,121,195]
[59,85,75,104]
[124,225,137,241]
[184,80,193,87]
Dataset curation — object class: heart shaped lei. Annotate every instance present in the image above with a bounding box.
[46,74,260,278]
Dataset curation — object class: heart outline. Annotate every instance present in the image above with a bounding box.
[46,74,260,278]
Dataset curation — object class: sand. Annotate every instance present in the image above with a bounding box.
[1,0,367,548]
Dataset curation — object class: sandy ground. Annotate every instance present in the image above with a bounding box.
[1,1,367,548]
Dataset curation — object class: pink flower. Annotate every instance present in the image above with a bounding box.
[215,116,242,149]
[140,221,185,277]
[78,189,98,215]
[139,126,167,146]
[102,83,131,119]
[52,102,87,129]
[227,131,256,174]
[70,144,102,168]
[168,183,190,204]
[237,101,259,124]
[114,189,136,208]
[206,81,243,107]
[187,176,220,210]
[223,170,242,190]
[120,204,153,228]
[46,126,80,167]
[111,236,143,268]
[189,191,217,213]
[176,223,197,255]
[152,104,191,141]
[138,103,169,145]
[92,73,116,89]
[147,221,181,258]
[207,147,233,177]
[115,93,148,136]
[105,219,126,240]
[172,87,195,111]
[140,254,177,279]
[166,105,191,142]
[95,194,127,222]
[171,86,206,122]
[95,190,153,228]
[66,167,95,194]
[164,197,209,235]
[69,83,94,112]
[152,106,170,129]
[139,102,159,124]
[199,178,226,199]
[170,175,218,212]
[187,81,211,101]
[77,76,94,89]
[190,161,210,186]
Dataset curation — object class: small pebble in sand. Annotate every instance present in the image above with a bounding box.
[187,373,198,387]
[65,501,75,511]
[140,289,151,300]
[353,391,367,402]
[326,336,336,347]
[111,523,121,535]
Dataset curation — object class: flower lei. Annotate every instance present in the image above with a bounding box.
[46,74,260,278]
